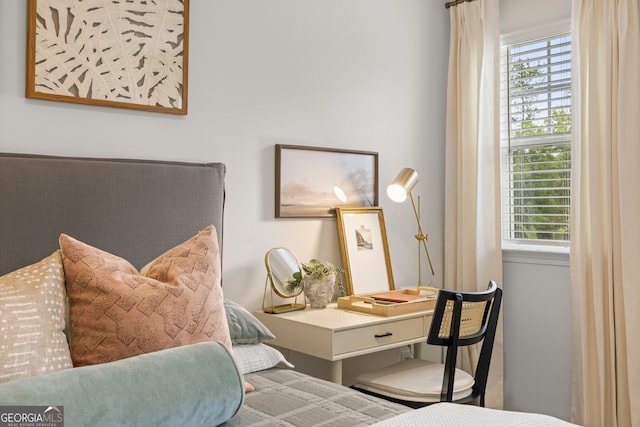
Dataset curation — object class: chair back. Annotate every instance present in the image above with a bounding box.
[426,280,502,405]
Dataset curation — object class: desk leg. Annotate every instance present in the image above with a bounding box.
[413,343,423,360]
[329,360,342,384]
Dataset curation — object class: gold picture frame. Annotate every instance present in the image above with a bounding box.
[26,0,189,115]
[336,207,395,295]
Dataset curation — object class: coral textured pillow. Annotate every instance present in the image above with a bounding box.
[0,251,73,383]
[60,225,231,367]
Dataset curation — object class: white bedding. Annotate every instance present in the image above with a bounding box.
[232,343,294,374]
[371,402,581,427]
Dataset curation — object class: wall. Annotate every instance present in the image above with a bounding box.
[500,0,571,33]
[503,251,572,419]
[0,0,449,308]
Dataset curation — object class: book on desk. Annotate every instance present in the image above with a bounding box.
[369,290,430,303]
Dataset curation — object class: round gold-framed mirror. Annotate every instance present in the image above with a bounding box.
[263,247,306,313]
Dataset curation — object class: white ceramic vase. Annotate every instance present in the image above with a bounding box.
[302,274,336,308]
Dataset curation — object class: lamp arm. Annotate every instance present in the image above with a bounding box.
[408,192,435,276]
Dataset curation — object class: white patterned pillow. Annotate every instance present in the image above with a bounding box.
[0,251,73,383]
[231,343,294,374]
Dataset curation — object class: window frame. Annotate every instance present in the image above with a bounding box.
[500,20,572,253]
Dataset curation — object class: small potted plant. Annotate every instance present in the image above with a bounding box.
[287,259,345,308]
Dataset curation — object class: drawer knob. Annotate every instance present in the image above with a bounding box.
[374,332,393,338]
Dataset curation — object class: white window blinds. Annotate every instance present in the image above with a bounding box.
[500,32,572,245]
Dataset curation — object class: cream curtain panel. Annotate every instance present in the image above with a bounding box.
[443,0,503,409]
[570,1,640,426]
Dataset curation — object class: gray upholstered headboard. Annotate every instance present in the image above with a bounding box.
[0,153,225,276]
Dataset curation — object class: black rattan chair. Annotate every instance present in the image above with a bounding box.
[352,281,502,408]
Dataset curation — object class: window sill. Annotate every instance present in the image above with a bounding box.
[502,243,569,267]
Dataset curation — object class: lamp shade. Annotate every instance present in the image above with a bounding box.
[387,168,419,203]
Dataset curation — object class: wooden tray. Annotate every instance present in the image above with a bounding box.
[337,287,438,316]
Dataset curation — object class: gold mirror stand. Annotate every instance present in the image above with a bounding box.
[263,247,307,314]
[262,274,306,313]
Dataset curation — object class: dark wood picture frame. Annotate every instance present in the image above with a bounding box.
[275,144,379,218]
[26,0,189,115]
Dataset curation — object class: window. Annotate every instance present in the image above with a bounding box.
[500,30,572,247]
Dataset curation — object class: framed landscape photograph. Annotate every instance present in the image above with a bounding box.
[26,0,189,115]
[335,207,395,295]
[275,144,378,218]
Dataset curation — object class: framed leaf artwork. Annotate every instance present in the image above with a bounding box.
[26,0,189,115]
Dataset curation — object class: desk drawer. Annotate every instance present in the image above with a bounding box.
[334,317,424,355]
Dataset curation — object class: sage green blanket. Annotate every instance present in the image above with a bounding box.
[0,341,244,427]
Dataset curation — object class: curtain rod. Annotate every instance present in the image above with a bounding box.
[445,0,476,9]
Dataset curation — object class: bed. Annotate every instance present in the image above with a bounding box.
[0,152,579,426]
